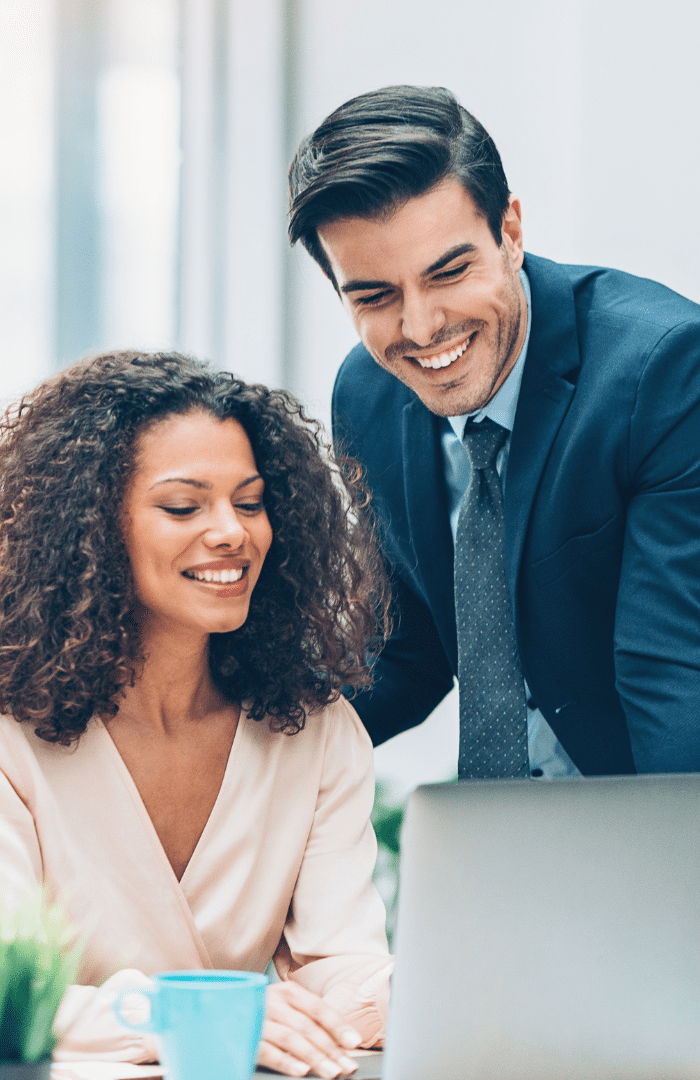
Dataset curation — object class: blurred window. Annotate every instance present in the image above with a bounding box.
[0,0,54,402]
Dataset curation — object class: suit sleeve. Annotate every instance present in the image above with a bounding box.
[348,574,455,746]
[614,320,700,771]
[332,354,455,746]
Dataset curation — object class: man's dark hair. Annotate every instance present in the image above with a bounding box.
[288,85,511,285]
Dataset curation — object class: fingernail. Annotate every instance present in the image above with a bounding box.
[338,1054,358,1072]
[340,1029,362,1049]
[318,1059,341,1078]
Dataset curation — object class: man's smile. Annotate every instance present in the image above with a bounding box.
[404,332,478,370]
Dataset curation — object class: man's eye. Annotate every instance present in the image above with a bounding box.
[161,506,197,516]
[435,263,469,281]
[356,290,391,307]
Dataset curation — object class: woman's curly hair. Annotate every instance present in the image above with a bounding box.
[0,351,389,745]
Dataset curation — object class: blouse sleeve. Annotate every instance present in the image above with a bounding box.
[273,697,394,1047]
[0,721,159,1064]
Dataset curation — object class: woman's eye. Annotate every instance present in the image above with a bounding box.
[161,506,197,516]
[236,502,265,514]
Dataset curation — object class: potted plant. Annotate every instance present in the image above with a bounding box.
[0,895,80,1079]
[371,780,405,946]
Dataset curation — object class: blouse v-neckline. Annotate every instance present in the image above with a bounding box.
[97,711,246,890]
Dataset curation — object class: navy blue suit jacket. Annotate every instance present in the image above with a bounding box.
[332,253,700,775]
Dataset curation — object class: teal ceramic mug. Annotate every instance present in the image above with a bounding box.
[113,970,268,1080]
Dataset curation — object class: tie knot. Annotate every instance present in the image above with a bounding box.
[462,418,508,471]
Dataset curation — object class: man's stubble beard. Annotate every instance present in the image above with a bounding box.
[458,276,523,416]
[410,269,524,418]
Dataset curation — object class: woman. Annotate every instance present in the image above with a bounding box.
[0,351,392,1077]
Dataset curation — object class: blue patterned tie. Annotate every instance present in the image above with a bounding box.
[455,418,529,779]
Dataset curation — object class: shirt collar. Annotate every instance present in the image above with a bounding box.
[447,267,532,441]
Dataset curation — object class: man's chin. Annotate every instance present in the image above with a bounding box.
[410,376,494,418]
[373,348,503,416]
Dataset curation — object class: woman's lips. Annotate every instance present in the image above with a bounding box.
[182,565,247,584]
[182,564,251,596]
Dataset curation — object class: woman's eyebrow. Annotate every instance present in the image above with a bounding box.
[150,477,211,490]
[236,474,264,491]
[149,474,263,491]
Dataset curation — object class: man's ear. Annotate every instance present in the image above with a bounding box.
[501,196,524,271]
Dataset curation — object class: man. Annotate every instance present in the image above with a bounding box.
[287,85,700,779]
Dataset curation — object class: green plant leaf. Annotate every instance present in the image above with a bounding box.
[0,893,81,1062]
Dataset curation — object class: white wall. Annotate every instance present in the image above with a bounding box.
[0,0,54,403]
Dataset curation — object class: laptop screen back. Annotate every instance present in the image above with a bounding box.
[383,776,700,1080]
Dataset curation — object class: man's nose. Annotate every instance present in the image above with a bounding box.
[400,291,446,348]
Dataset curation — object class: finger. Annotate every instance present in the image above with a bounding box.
[265,998,352,1062]
[262,1018,358,1078]
[275,981,363,1049]
[257,1037,310,1077]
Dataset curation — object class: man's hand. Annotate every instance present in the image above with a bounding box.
[258,981,362,1077]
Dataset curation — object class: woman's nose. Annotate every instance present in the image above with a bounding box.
[204,504,247,548]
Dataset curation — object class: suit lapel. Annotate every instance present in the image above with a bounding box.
[504,256,581,601]
[402,397,458,668]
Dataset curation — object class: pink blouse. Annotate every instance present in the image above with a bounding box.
[0,697,392,1061]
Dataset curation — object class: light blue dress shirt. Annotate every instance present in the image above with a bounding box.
[441,269,581,780]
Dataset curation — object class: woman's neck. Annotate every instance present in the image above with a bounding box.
[118,613,228,733]
[105,611,240,882]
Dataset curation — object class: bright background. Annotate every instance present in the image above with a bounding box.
[2,0,700,796]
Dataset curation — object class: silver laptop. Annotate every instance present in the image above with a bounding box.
[383,775,700,1080]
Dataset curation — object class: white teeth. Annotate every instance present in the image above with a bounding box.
[188,567,245,583]
[415,337,470,369]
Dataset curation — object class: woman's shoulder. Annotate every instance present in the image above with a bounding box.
[0,713,103,794]
[0,713,48,800]
[0,712,35,755]
[308,695,375,791]
[308,694,372,748]
[240,695,372,780]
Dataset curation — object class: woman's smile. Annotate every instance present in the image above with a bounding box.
[183,562,247,584]
[182,559,250,596]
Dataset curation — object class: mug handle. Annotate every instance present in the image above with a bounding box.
[113,986,160,1033]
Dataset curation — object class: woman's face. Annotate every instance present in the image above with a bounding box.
[123,410,273,638]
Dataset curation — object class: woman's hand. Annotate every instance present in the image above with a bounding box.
[258,981,362,1077]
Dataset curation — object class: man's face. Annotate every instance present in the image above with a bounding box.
[318,178,527,417]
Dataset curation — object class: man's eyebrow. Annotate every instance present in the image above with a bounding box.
[423,243,478,276]
[338,243,479,294]
[149,474,262,491]
[340,278,393,295]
